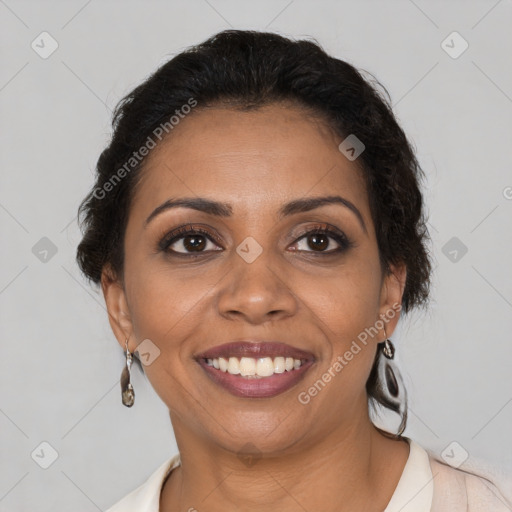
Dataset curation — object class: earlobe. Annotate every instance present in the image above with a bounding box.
[390,263,407,303]
[101,265,134,350]
[379,263,407,337]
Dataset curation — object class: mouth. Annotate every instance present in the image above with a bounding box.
[195,341,315,398]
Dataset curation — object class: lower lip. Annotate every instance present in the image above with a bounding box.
[197,359,314,398]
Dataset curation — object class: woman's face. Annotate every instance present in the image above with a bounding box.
[103,103,406,454]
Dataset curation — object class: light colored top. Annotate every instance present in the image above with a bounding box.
[105,437,512,511]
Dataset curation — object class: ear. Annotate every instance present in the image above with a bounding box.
[378,262,407,339]
[101,265,134,352]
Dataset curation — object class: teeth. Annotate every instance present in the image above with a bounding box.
[274,357,285,373]
[219,357,228,372]
[239,357,256,376]
[256,357,274,377]
[205,356,305,377]
[228,357,240,375]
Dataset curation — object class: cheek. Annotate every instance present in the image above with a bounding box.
[123,265,207,404]
[296,255,383,390]
[125,264,207,342]
[299,258,383,337]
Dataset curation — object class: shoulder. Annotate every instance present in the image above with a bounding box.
[105,454,181,512]
[427,452,512,512]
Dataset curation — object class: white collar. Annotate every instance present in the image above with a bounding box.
[384,437,434,512]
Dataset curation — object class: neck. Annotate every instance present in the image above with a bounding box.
[161,405,409,512]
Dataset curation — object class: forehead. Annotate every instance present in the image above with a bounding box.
[129,104,369,221]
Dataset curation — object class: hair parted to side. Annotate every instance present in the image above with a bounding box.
[76,29,432,426]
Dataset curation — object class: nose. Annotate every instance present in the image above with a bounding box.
[216,250,298,325]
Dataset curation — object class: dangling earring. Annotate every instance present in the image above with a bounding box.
[121,339,135,407]
[376,329,407,436]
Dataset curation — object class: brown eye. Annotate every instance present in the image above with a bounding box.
[159,226,223,255]
[305,233,330,251]
[166,233,218,254]
[181,234,207,252]
[291,226,353,254]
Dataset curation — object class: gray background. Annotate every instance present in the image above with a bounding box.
[1,0,511,510]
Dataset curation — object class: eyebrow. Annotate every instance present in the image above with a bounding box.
[145,195,367,234]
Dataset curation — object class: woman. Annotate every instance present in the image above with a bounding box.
[76,30,511,511]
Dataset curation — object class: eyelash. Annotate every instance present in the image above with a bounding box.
[158,223,354,258]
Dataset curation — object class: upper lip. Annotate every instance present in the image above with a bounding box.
[195,341,315,361]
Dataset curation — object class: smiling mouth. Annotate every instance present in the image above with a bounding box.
[203,356,307,378]
[195,341,315,398]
